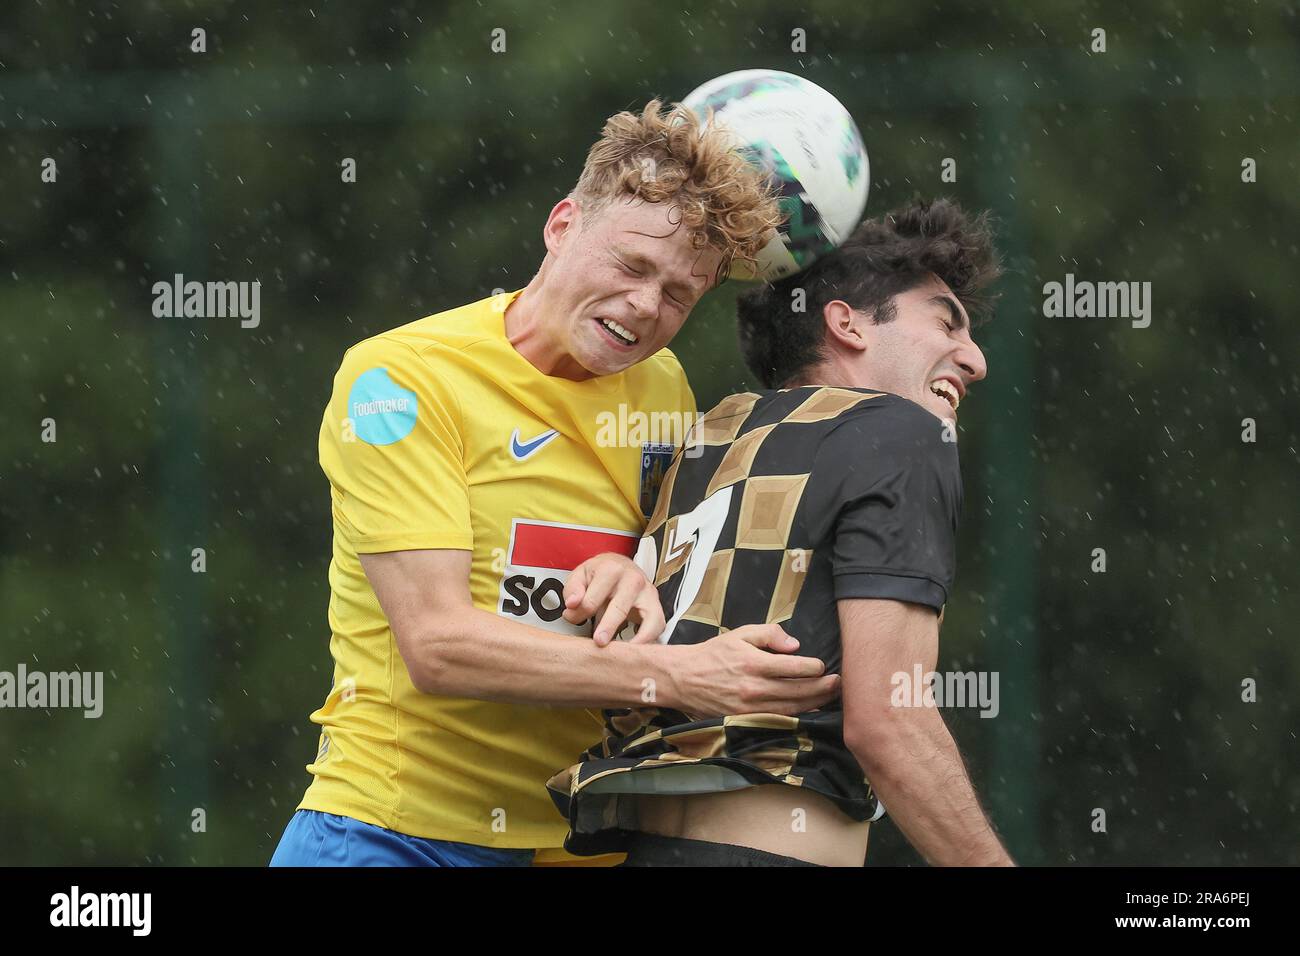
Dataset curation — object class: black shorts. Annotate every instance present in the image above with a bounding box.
[620,833,822,867]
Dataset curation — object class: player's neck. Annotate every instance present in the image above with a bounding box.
[504,282,594,382]
[797,353,872,390]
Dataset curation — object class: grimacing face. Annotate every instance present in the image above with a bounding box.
[850,276,989,422]
[541,195,724,377]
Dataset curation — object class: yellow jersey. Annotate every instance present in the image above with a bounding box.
[296,289,696,854]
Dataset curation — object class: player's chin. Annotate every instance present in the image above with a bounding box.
[926,394,959,422]
[583,325,645,374]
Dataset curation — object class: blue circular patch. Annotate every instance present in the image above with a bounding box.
[347,367,419,445]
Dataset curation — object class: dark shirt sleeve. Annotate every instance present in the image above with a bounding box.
[819,398,963,613]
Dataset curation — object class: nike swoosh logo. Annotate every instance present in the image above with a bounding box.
[510,428,560,461]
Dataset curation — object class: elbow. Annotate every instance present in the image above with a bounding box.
[844,707,936,781]
[844,720,892,780]
[405,653,447,696]
[395,617,458,695]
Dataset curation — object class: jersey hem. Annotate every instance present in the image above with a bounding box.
[296,790,570,851]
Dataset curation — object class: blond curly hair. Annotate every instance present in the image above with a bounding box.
[571,98,784,285]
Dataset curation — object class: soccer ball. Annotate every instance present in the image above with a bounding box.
[682,69,869,281]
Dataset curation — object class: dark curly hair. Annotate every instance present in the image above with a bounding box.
[736,198,1002,388]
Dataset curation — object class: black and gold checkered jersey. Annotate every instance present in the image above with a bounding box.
[547,385,963,855]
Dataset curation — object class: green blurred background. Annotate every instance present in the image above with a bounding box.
[1,0,1296,865]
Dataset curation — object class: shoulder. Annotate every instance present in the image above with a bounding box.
[338,328,424,368]
[334,295,504,380]
[382,295,502,356]
[638,346,689,385]
[817,389,959,473]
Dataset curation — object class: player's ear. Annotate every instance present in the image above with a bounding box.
[542,197,582,257]
[822,299,868,353]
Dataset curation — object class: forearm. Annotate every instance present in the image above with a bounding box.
[851,710,1014,866]
[405,605,676,709]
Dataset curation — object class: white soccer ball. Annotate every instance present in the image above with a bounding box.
[683,69,870,281]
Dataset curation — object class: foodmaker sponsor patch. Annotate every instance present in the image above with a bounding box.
[498,519,638,635]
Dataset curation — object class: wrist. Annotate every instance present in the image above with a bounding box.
[624,641,682,710]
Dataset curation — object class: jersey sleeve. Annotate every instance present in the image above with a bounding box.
[819,400,962,613]
[317,335,474,553]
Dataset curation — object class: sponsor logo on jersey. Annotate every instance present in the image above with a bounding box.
[510,427,560,461]
[348,368,418,445]
[497,519,638,635]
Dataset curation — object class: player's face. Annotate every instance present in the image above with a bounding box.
[857,276,988,422]
[545,196,722,377]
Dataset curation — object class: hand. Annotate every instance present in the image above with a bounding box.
[562,552,665,646]
[666,623,841,717]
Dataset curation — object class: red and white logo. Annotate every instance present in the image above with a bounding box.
[497,519,639,635]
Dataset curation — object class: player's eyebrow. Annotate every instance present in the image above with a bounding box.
[615,247,649,270]
[931,294,968,330]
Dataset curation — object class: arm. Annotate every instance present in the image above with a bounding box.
[361,548,841,715]
[839,597,1014,866]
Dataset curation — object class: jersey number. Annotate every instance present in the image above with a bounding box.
[650,485,733,643]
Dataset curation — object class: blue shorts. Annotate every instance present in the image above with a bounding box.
[269,810,536,867]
